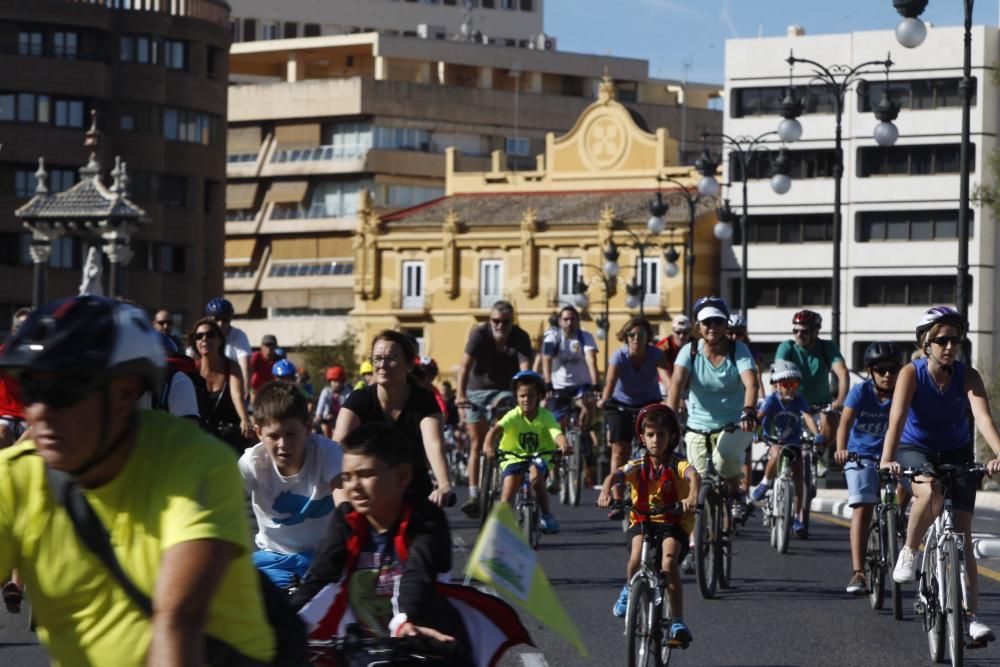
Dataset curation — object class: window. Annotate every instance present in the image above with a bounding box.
[506,137,530,156]
[732,149,837,181]
[267,261,353,277]
[730,85,835,118]
[161,175,187,207]
[163,107,218,145]
[732,213,833,245]
[858,144,973,177]
[243,18,257,41]
[228,18,241,42]
[480,260,503,307]
[18,31,43,57]
[501,0,516,8]
[48,236,83,270]
[372,125,428,152]
[855,275,968,306]
[15,167,75,197]
[557,258,582,306]
[121,35,159,64]
[858,78,976,112]
[736,278,832,309]
[304,23,321,37]
[53,31,78,59]
[639,257,660,307]
[283,22,299,39]
[857,209,973,242]
[306,181,371,218]
[164,40,187,70]
[520,0,534,9]
[382,185,443,208]
[261,22,280,40]
[482,0,495,7]
[54,99,85,128]
[401,261,425,309]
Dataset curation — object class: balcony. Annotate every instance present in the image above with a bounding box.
[60,0,230,27]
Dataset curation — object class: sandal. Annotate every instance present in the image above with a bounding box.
[3,581,22,614]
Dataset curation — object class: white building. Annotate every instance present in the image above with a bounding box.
[226,0,547,47]
[722,25,998,371]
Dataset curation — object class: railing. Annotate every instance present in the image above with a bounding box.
[60,0,230,28]
[271,145,368,163]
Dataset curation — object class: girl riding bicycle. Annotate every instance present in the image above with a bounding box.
[880,306,1000,642]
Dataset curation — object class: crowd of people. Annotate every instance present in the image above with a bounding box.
[1,291,1000,664]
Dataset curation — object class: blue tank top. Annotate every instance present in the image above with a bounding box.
[900,357,970,451]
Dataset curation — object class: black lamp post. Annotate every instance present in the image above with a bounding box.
[777,50,900,348]
[892,0,974,331]
[654,175,704,316]
[573,269,615,375]
[695,131,784,326]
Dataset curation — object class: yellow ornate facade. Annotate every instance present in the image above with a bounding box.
[351,77,720,381]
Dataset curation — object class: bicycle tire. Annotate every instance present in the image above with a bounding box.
[530,503,542,550]
[567,428,583,507]
[478,453,497,529]
[695,487,718,599]
[887,508,903,620]
[866,518,884,610]
[626,578,662,667]
[943,538,963,667]
[719,497,733,590]
[768,493,778,549]
[800,449,814,539]
[924,529,945,663]
[776,480,792,555]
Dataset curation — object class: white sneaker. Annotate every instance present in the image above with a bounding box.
[893,545,916,583]
[970,619,996,642]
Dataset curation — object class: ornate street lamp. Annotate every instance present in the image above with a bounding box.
[893,0,930,48]
[663,245,680,278]
[647,190,668,234]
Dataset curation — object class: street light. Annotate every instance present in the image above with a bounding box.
[664,245,680,277]
[778,49,900,347]
[714,200,735,241]
[891,0,974,333]
[647,190,668,234]
[657,173,706,315]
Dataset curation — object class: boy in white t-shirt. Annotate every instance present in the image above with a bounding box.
[239,381,343,589]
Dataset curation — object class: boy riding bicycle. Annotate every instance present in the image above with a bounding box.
[483,371,569,534]
[597,404,700,647]
[751,360,819,537]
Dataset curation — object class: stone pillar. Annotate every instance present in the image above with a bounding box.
[477,66,494,89]
[28,232,51,308]
[103,231,134,299]
[374,55,389,81]
[286,52,301,82]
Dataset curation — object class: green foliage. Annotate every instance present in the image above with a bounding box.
[297,329,360,387]
[975,66,1000,217]
[975,359,1000,484]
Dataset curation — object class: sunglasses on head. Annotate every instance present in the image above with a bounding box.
[930,335,961,348]
[871,365,901,376]
[194,330,217,340]
[19,372,105,409]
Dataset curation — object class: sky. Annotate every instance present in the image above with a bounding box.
[545,0,998,84]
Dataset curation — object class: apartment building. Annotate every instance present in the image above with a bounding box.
[721,25,998,370]
[227,0,546,46]
[0,0,230,329]
[224,32,723,347]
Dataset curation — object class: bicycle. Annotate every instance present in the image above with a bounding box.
[549,387,589,507]
[685,423,740,598]
[797,429,819,540]
[759,440,798,555]
[906,463,989,667]
[442,423,467,487]
[607,500,688,667]
[459,393,516,528]
[851,455,904,620]
[308,624,465,666]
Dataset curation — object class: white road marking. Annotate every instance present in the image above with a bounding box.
[520,652,549,667]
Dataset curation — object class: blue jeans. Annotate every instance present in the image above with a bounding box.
[252,549,313,589]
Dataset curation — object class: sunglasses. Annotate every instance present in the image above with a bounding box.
[793,328,812,335]
[20,373,104,409]
[194,330,218,340]
[776,379,800,389]
[490,318,512,326]
[154,320,171,327]
[871,365,901,376]
[371,354,401,366]
[930,335,961,348]
[626,331,648,339]
[701,317,727,327]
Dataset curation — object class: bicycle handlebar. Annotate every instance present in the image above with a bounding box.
[901,463,987,482]
[308,633,463,661]
[602,498,682,518]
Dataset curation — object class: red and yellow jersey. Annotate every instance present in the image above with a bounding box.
[617,455,694,534]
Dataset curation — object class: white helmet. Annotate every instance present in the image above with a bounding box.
[769,359,801,384]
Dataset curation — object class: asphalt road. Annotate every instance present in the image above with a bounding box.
[5,490,1000,666]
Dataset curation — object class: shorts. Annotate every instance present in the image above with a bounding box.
[251,549,313,590]
[625,523,690,561]
[604,403,642,443]
[501,455,551,478]
[897,445,977,514]
[844,457,879,506]
[547,385,589,422]
[464,389,514,424]
[685,429,753,479]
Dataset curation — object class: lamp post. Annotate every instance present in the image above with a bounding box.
[695,131,785,326]
[573,268,614,375]
[654,174,706,316]
[891,0,973,329]
[777,50,900,347]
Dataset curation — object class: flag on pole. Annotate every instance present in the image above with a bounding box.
[464,502,589,657]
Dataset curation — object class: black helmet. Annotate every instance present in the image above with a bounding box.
[863,342,904,368]
[205,297,235,319]
[0,295,165,390]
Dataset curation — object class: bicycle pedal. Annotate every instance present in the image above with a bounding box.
[967,637,990,650]
[666,639,691,650]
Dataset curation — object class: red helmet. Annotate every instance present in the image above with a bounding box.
[325,365,345,381]
[633,403,682,451]
[792,309,822,330]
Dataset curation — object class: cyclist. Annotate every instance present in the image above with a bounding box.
[272,358,298,384]
[775,310,849,475]
[541,304,598,434]
[314,365,348,438]
[0,307,30,447]
[598,316,670,520]
[751,360,818,537]
[597,404,699,647]
[203,296,252,391]
[0,295,277,664]
[655,314,692,379]
[834,341,904,595]
[457,301,534,519]
[727,313,764,498]
[881,306,1000,642]
[354,358,374,391]
[250,334,280,394]
[190,317,254,455]
[483,370,568,534]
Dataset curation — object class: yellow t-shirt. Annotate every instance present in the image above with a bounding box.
[0,410,275,666]
[619,456,695,534]
[497,406,562,469]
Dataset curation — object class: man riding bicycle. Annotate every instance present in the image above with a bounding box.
[541,304,598,432]
[775,309,849,475]
[0,296,277,665]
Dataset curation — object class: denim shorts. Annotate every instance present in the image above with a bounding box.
[501,455,550,478]
[844,457,880,507]
[464,389,514,424]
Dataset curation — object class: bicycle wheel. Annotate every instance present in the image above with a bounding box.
[660,590,673,667]
[924,530,945,663]
[942,539,963,667]
[626,578,662,667]
[866,517,884,610]
[768,493,778,549]
[776,480,792,555]
[530,503,542,550]
[694,488,718,599]
[478,454,497,529]
[719,498,733,590]
[567,428,583,507]
[886,508,903,620]
[800,449,814,540]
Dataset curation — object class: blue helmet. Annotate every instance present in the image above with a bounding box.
[272,359,297,379]
[692,295,730,322]
[511,370,546,394]
[204,297,234,319]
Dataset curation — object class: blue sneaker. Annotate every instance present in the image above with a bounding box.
[612,585,629,618]
[668,620,693,647]
[540,513,560,534]
[750,482,769,503]
[792,518,805,537]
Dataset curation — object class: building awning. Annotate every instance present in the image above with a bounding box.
[271,237,319,261]
[227,126,262,155]
[267,181,309,204]
[317,236,353,258]
[262,290,310,308]
[226,293,256,315]
[309,289,354,310]
[224,238,256,266]
[226,183,258,211]
[274,123,321,149]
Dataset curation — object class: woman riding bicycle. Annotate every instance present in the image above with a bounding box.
[597,316,670,520]
[880,306,1000,642]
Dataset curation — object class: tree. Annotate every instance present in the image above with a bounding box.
[298,329,360,390]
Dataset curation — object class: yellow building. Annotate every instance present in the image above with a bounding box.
[351,77,721,380]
